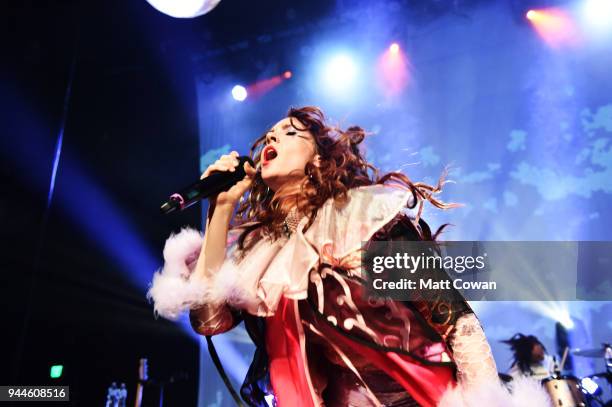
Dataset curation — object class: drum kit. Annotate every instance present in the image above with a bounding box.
[523,344,611,407]
[499,343,612,406]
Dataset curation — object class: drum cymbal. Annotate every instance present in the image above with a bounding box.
[583,371,612,379]
[573,343,612,358]
[572,347,606,358]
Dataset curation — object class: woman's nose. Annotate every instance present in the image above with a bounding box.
[267,134,278,144]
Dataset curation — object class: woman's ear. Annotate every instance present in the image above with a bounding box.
[313,154,321,168]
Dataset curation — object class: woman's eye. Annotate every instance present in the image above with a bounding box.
[286,131,297,136]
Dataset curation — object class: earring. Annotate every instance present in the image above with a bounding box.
[307,169,315,182]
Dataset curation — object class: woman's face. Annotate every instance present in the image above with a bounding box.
[260,117,318,191]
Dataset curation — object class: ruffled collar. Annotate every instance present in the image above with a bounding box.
[214,184,420,317]
[148,184,421,320]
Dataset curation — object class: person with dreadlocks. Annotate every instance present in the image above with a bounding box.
[503,334,555,381]
[148,106,550,406]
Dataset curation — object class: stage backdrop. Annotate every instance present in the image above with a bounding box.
[195,2,612,405]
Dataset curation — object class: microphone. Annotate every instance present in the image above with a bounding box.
[160,156,254,214]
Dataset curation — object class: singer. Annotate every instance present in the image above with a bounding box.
[148,107,546,406]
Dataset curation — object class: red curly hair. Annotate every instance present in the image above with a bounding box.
[234,106,457,249]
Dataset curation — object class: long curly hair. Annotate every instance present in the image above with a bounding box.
[234,106,458,250]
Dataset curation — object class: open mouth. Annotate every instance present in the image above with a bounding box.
[263,146,278,164]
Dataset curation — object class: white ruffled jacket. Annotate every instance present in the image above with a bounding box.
[148,184,418,320]
[146,184,553,407]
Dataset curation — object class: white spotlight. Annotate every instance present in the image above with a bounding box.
[557,311,575,329]
[581,0,612,34]
[324,54,358,91]
[231,85,247,102]
[526,302,574,329]
[146,0,222,18]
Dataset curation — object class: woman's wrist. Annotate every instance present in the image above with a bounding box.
[211,202,236,218]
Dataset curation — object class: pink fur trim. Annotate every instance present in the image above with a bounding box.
[438,377,552,407]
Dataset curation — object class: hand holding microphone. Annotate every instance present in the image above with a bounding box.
[201,151,256,209]
[160,151,256,214]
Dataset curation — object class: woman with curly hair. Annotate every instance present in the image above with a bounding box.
[148,106,547,406]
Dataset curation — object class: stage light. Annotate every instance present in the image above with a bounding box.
[526,9,537,20]
[526,7,580,47]
[556,310,575,329]
[580,0,612,35]
[582,0,612,24]
[377,43,409,97]
[50,365,63,379]
[283,70,292,79]
[527,302,575,329]
[146,0,222,18]
[232,85,247,101]
[324,54,358,91]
